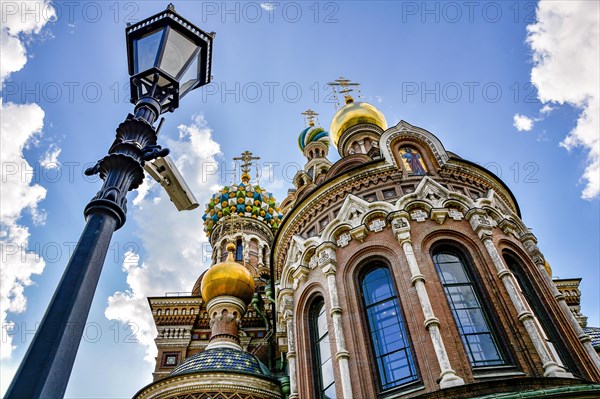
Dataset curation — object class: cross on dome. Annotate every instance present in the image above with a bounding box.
[301,109,319,127]
[224,213,246,243]
[233,150,260,182]
[327,76,363,108]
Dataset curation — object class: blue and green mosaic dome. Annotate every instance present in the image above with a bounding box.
[202,177,282,237]
[170,348,271,377]
[298,125,329,151]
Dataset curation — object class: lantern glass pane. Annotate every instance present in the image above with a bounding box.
[179,54,199,96]
[160,29,197,78]
[135,29,163,73]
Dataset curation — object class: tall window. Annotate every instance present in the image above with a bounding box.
[503,254,574,372]
[235,239,243,261]
[361,266,418,390]
[433,249,506,367]
[310,299,336,398]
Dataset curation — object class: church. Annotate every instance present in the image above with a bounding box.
[132,78,600,399]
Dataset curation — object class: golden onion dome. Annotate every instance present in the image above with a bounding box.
[329,96,387,149]
[544,260,552,277]
[201,242,255,304]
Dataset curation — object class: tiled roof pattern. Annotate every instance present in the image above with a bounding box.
[170,348,267,377]
[583,326,600,349]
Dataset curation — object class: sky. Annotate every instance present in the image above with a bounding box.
[1,0,599,397]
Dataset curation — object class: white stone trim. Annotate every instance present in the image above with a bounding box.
[392,213,465,388]
[316,244,353,399]
[520,234,600,372]
[380,120,450,168]
[468,209,572,378]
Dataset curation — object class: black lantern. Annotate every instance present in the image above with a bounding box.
[126,4,214,114]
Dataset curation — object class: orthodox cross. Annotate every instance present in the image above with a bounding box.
[301,109,319,127]
[327,76,362,108]
[233,150,260,175]
[225,212,246,243]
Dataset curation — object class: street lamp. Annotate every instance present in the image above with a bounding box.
[127,3,213,116]
[5,4,213,399]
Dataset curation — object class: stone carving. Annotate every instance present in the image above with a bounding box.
[280,294,293,316]
[369,219,386,232]
[350,225,368,242]
[427,191,440,202]
[347,206,363,227]
[391,217,408,231]
[317,251,330,266]
[337,233,351,248]
[411,209,428,222]
[448,208,464,220]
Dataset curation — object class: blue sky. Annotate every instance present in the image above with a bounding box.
[1,1,598,397]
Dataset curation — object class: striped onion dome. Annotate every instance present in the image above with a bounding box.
[298,125,330,152]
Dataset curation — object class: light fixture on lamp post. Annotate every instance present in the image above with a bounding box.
[5,4,214,398]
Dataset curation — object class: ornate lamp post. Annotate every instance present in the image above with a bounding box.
[5,5,213,399]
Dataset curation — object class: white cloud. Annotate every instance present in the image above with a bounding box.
[260,3,275,12]
[0,0,56,360]
[0,30,27,83]
[105,115,222,362]
[540,104,555,115]
[0,0,55,83]
[513,114,534,131]
[526,0,600,199]
[537,131,550,143]
[39,143,61,169]
[0,100,47,359]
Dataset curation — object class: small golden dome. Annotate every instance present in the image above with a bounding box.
[201,243,255,304]
[329,97,387,148]
[544,260,552,277]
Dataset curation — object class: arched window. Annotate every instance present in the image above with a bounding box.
[236,239,243,261]
[503,254,574,372]
[432,249,506,367]
[310,298,336,398]
[361,266,418,390]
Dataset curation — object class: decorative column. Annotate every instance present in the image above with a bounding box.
[205,296,246,350]
[258,243,264,265]
[280,289,298,399]
[265,245,270,269]
[215,245,222,264]
[243,237,250,264]
[467,209,572,378]
[316,243,353,399]
[390,212,465,389]
[521,232,600,372]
